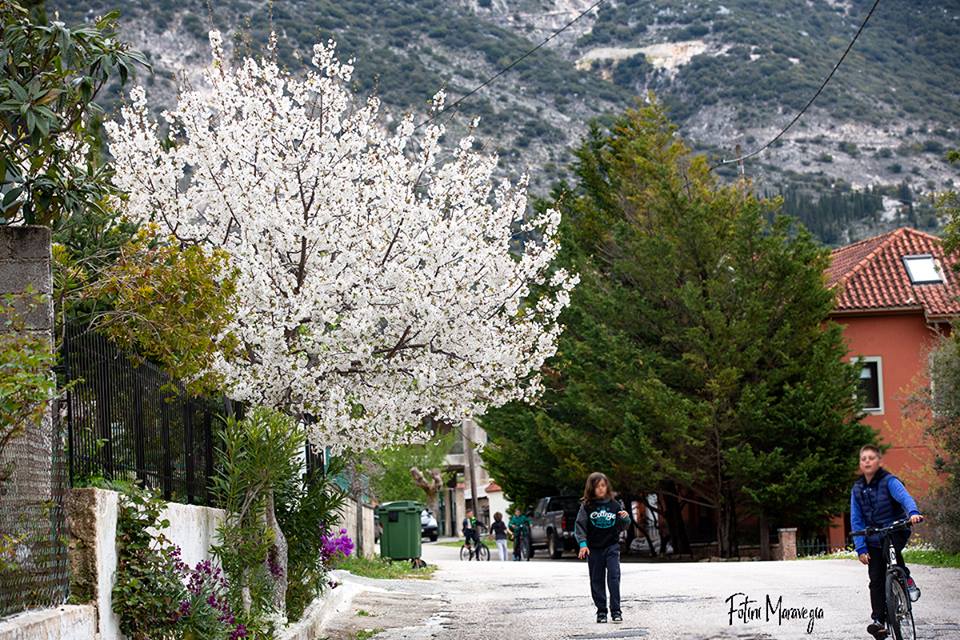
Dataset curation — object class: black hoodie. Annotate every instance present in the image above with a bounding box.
[574,498,630,550]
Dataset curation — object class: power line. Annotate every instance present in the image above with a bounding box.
[712,0,882,171]
[414,0,609,131]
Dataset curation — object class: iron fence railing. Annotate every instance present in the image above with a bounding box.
[797,537,832,557]
[62,326,220,506]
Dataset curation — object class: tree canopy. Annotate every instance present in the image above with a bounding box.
[482,101,876,556]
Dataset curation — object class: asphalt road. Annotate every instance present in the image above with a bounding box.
[319,541,960,640]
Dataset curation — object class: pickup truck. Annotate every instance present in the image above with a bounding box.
[529,495,582,559]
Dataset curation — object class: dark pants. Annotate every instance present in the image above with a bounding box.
[588,544,621,615]
[513,533,527,560]
[465,530,480,559]
[867,531,911,622]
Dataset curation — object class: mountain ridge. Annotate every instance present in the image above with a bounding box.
[49,0,960,244]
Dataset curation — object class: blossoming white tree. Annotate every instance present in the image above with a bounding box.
[107,33,576,452]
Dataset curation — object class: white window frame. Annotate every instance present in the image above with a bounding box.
[852,356,884,415]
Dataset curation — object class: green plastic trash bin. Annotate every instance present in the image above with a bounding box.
[376,500,423,561]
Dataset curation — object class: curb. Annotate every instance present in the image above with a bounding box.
[280,570,365,640]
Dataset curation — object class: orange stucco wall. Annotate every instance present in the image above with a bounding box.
[827,312,943,549]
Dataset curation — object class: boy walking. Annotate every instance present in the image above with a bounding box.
[850,445,924,639]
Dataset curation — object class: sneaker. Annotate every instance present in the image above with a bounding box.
[596,612,607,624]
[867,620,888,639]
[906,577,921,602]
[611,612,623,624]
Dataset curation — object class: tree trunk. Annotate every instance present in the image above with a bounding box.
[411,467,442,517]
[717,485,739,558]
[759,513,771,561]
[662,484,690,555]
[463,422,480,520]
[354,490,365,558]
[264,489,287,616]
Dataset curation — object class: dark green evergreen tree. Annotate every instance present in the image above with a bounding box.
[483,100,876,557]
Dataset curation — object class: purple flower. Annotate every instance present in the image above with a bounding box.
[230,624,248,640]
[320,529,354,562]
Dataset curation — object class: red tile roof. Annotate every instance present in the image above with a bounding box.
[485,482,502,493]
[827,227,960,319]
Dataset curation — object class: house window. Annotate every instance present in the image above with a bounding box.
[853,357,884,414]
[903,254,943,284]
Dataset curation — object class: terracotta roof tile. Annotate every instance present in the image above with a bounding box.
[827,228,960,319]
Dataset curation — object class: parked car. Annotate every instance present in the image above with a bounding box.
[421,509,438,542]
[529,496,581,559]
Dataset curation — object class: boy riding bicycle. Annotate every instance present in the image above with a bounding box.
[850,445,924,639]
[462,509,482,559]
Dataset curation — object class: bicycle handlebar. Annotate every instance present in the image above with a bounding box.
[849,518,914,539]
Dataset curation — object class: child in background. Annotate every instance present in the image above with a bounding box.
[508,507,531,561]
[462,509,481,560]
[575,472,630,625]
[491,512,509,561]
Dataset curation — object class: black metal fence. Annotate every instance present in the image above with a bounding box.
[797,536,832,557]
[62,327,220,506]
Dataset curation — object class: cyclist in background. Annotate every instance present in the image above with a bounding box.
[508,506,531,561]
[462,508,482,560]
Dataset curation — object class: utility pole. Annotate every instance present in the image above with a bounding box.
[463,419,480,523]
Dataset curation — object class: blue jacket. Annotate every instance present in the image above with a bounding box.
[850,468,920,554]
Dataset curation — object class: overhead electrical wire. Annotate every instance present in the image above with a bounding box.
[413,0,609,131]
[711,0,882,171]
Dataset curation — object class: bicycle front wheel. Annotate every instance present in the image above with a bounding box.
[886,574,916,640]
[478,543,490,561]
[460,545,470,561]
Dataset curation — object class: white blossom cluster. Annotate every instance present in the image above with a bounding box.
[106,32,577,450]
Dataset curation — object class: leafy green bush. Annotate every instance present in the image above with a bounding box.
[275,455,348,621]
[212,408,303,636]
[112,487,245,640]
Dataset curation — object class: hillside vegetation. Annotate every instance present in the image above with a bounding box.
[49,0,960,244]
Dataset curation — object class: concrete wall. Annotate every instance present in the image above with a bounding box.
[0,605,96,640]
[339,498,375,558]
[64,488,224,640]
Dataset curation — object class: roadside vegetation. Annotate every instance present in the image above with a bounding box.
[333,556,436,581]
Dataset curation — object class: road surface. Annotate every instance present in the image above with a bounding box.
[319,541,960,640]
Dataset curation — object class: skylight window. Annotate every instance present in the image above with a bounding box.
[903,254,943,285]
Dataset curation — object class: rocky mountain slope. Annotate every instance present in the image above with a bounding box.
[49,0,960,244]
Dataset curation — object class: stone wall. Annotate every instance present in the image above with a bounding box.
[0,225,55,506]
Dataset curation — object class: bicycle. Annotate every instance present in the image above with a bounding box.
[460,524,490,561]
[850,518,917,640]
[511,527,531,561]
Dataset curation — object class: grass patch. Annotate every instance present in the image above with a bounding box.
[437,540,465,548]
[437,536,497,548]
[354,629,384,640]
[334,555,436,580]
[902,548,960,569]
[802,545,960,568]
